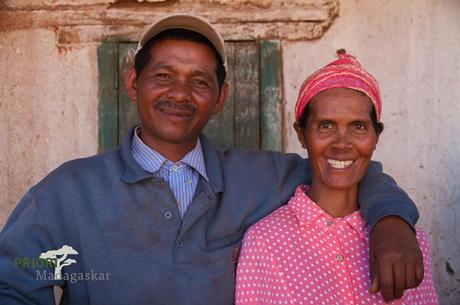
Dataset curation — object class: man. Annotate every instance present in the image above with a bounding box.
[0,13,423,305]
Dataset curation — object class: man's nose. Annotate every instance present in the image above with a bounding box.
[166,79,192,103]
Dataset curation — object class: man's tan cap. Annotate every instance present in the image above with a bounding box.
[135,13,227,71]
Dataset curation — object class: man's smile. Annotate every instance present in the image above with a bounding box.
[155,100,196,119]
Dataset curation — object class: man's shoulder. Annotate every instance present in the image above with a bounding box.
[31,148,123,193]
[218,148,273,163]
[200,134,308,178]
[210,149,310,198]
[54,148,120,175]
[218,149,305,167]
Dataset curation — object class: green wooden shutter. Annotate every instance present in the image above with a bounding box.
[117,43,139,145]
[97,42,118,153]
[260,40,282,151]
[202,42,236,151]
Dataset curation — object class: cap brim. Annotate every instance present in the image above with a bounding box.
[135,13,227,71]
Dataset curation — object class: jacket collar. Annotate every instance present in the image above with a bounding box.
[131,126,209,181]
[199,133,224,193]
[120,126,224,193]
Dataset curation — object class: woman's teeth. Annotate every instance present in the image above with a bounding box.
[327,159,354,169]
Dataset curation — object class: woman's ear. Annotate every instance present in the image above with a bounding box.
[293,121,307,149]
[124,66,138,103]
[374,136,380,151]
[374,122,384,149]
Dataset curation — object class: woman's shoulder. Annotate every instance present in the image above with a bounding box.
[243,205,295,244]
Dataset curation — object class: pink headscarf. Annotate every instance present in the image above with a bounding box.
[294,49,382,122]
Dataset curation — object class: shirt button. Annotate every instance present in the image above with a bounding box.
[178,241,184,248]
[164,211,172,219]
[336,254,344,262]
[326,220,334,226]
[171,166,177,171]
[187,179,193,184]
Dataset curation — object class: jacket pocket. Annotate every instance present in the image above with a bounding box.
[206,228,246,251]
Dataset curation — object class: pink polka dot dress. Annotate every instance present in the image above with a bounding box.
[236,185,439,305]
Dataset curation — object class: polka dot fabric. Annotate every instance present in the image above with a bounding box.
[236,185,439,305]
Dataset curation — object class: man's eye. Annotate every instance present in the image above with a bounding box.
[191,79,209,88]
[155,73,172,80]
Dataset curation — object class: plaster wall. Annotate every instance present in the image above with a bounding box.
[283,1,460,303]
[0,29,99,225]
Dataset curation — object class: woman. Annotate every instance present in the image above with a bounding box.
[235,50,438,304]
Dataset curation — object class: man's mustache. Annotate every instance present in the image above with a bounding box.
[155,100,196,113]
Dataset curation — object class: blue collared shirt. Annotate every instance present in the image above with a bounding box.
[131,127,208,218]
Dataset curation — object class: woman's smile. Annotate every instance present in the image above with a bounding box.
[326,158,354,169]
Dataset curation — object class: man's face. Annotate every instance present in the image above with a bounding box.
[126,39,227,150]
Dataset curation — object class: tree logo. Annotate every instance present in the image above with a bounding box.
[39,245,79,280]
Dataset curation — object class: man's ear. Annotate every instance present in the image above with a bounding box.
[212,82,230,114]
[293,121,307,149]
[124,66,138,103]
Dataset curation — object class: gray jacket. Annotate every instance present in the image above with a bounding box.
[0,127,417,305]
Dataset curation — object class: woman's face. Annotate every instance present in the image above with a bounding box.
[294,88,379,190]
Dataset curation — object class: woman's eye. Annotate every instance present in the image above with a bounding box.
[319,122,332,129]
[354,122,367,132]
[315,121,334,133]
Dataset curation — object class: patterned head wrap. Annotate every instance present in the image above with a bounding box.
[294,49,382,122]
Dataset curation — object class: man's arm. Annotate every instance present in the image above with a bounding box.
[0,192,57,305]
[359,161,419,229]
[359,161,423,302]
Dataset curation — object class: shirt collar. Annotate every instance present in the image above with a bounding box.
[289,185,368,236]
[131,126,209,181]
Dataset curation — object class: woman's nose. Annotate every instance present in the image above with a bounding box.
[331,129,352,150]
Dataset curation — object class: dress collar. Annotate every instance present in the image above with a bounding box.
[289,185,368,236]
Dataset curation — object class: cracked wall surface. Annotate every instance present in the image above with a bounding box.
[1,0,459,304]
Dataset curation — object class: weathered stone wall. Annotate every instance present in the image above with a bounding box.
[1,0,459,304]
[0,0,338,42]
